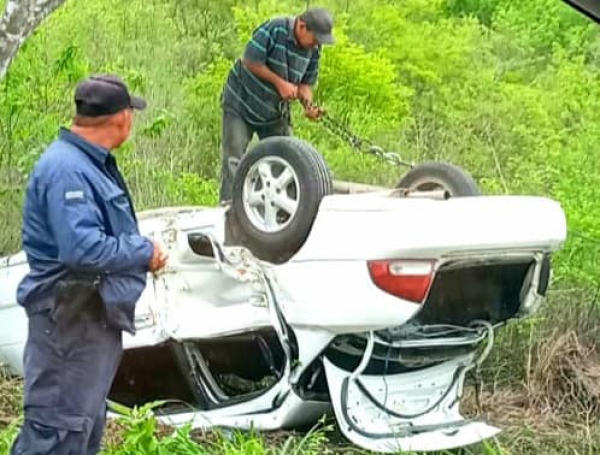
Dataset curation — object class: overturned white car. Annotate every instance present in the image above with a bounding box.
[0,136,566,453]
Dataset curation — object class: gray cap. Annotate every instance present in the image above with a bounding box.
[300,7,334,45]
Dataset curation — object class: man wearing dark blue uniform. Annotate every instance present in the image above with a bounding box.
[10,74,167,455]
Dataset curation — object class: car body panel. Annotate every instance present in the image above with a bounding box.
[272,261,424,334]
[322,353,501,453]
[148,394,331,432]
[291,194,567,261]
[0,193,567,453]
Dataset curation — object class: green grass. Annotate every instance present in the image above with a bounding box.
[2,0,600,453]
[0,0,599,287]
[0,399,515,455]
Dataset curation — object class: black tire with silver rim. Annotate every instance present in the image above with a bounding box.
[396,161,481,197]
[228,136,333,264]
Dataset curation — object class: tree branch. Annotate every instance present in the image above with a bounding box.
[0,0,67,80]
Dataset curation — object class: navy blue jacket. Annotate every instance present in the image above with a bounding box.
[17,128,154,334]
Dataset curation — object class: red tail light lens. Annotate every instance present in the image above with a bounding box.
[367,259,436,303]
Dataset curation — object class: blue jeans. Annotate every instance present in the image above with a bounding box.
[10,295,123,455]
[219,110,291,204]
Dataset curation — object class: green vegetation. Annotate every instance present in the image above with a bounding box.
[1,0,599,287]
[1,0,600,453]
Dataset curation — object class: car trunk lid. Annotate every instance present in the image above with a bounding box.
[322,347,500,453]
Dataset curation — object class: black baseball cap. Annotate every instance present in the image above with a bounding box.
[74,74,147,117]
[300,7,335,44]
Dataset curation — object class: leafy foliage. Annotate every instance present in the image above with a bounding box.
[0,0,599,292]
[0,3,599,454]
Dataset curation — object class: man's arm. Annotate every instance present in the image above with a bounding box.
[243,60,285,88]
[299,47,322,118]
[241,21,297,99]
[45,169,155,273]
[241,21,280,84]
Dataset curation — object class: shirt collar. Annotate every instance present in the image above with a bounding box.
[59,127,112,167]
[286,17,297,43]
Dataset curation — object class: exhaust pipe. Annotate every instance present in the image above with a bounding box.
[332,180,387,194]
[397,189,451,200]
[332,180,450,200]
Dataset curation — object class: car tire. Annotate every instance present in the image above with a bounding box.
[396,161,482,196]
[227,136,333,264]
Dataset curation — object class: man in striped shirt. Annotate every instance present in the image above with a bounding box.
[219,7,335,203]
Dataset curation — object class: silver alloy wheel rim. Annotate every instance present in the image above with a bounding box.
[242,156,300,233]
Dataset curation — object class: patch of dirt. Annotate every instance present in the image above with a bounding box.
[0,370,22,430]
[190,425,362,455]
[462,325,600,442]
[102,417,176,449]
[463,387,560,433]
[528,328,600,416]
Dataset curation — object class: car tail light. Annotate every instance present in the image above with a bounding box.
[367,259,436,303]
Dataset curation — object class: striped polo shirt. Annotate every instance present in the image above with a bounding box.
[221,16,321,126]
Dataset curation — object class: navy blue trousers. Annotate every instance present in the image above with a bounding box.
[10,297,123,455]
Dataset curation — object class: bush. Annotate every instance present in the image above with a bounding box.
[0,0,598,288]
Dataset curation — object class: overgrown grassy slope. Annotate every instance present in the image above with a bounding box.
[1,0,599,286]
[1,0,600,454]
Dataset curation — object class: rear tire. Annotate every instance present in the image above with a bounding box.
[228,136,333,263]
[396,161,481,196]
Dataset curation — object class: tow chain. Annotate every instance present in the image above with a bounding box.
[295,97,415,168]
